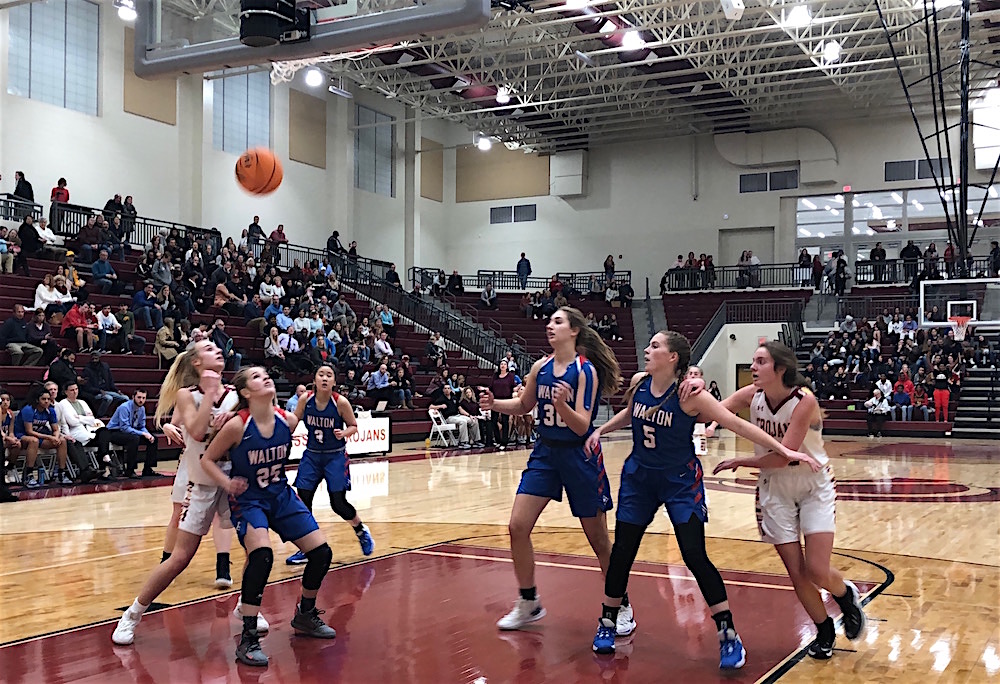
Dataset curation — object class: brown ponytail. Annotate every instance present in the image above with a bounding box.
[622,329,692,418]
[561,306,621,397]
[761,340,811,388]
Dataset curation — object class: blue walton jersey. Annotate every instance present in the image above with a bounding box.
[229,407,294,500]
[304,393,346,453]
[629,376,697,469]
[535,355,600,441]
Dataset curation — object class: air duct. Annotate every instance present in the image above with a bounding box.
[714,128,838,184]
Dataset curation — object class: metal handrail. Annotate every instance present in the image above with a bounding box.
[327,252,534,374]
[690,299,805,364]
[853,256,993,283]
[662,262,814,292]
[407,266,632,293]
[0,194,44,222]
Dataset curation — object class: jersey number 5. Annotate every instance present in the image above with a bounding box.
[642,425,656,449]
[256,464,282,489]
[542,404,567,428]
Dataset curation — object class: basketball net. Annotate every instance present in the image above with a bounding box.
[949,316,972,342]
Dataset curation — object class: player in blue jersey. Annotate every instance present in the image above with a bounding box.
[202,367,337,667]
[479,306,628,633]
[285,363,374,565]
[584,330,815,668]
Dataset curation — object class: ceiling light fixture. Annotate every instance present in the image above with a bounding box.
[801,198,817,210]
[495,86,511,105]
[821,39,841,63]
[891,192,904,204]
[621,30,646,50]
[783,4,811,28]
[564,0,588,8]
[114,0,137,22]
[304,68,324,88]
[599,20,616,34]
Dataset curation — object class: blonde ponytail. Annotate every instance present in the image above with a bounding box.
[154,350,202,427]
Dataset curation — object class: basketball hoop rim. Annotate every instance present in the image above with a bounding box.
[948,315,973,341]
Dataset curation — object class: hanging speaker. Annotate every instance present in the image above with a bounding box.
[239,0,296,48]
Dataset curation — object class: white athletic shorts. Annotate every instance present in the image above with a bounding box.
[178,483,233,536]
[755,464,836,545]
[170,459,189,504]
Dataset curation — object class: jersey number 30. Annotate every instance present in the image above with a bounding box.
[542,404,567,428]
[256,464,282,489]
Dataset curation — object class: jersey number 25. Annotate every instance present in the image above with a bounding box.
[256,464,282,489]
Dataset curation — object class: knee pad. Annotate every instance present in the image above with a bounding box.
[302,543,332,591]
[241,547,273,607]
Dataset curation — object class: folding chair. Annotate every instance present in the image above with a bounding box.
[428,409,457,448]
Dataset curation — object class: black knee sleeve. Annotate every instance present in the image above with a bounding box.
[674,516,728,607]
[241,547,273,607]
[297,487,316,511]
[605,521,646,599]
[329,490,357,522]
[302,543,332,591]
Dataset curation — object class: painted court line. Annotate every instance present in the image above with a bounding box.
[413,549,797,591]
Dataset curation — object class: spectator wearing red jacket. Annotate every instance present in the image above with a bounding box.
[61,302,98,352]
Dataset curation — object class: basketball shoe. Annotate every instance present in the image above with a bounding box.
[497,598,546,630]
[592,619,616,654]
[291,606,338,638]
[615,603,636,636]
[719,628,747,670]
[837,580,868,641]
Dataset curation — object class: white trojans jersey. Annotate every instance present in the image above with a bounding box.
[182,385,239,485]
[749,387,829,468]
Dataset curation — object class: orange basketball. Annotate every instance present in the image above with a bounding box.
[235,147,283,195]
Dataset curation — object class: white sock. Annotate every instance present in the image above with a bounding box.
[130,598,149,617]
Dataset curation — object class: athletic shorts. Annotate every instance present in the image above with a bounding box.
[230,486,319,545]
[178,483,232,536]
[170,458,189,504]
[756,464,836,545]
[516,439,613,518]
[616,456,708,527]
[294,448,350,494]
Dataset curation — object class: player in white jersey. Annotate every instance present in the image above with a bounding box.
[113,341,267,646]
[709,341,867,660]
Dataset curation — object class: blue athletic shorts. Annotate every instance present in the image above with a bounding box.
[616,456,708,528]
[295,448,351,494]
[230,486,320,545]
[516,439,613,518]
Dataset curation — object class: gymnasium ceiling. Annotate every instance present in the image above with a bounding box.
[160,0,1000,152]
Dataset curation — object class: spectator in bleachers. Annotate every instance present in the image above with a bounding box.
[27,309,57,363]
[839,315,857,336]
[47,349,79,393]
[33,274,71,317]
[479,282,498,310]
[247,216,264,246]
[116,303,145,355]
[75,216,101,265]
[870,242,887,282]
[0,227,14,274]
[330,297,356,332]
[18,214,46,262]
[923,243,940,278]
[285,385,308,412]
[834,258,849,296]
[900,240,921,281]
[517,252,532,290]
[911,384,931,420]
[2,304,44,366]
[35,219,67,259]
[152,251,173,290]
[811,254,824,290]
[891,384,912,421]
[13,171,34,205]
[45,381,100,483]
[91,250,120,296]
[374,331,393,361]
[394,367,416,410]
[603,255,615,284]
[278,325,312,375]
[275,305,294,332]
[489,360,516,449]
[604,280,619,305]
[459,387,487,446]
[385,263,401,288]
[14,384,70,486]
[618,280,634,308]
[102,194,124,221]
[446,270,464,295]
[587,275,604,301]
[81,351,128,416]
[98,388,157,478]
[367,363,401,408]
[423,333,445,368]
[864,388,891,437]
[121,196,137,241]
[0,393,19,501]
[429,384,477,448]
[154,317,181,366]
[99,217,124,261]
[269,223,288,247]
[933,372,951,422]
[378,305,395,339]
[132,283,164,331]
[94,305,124,354]
[263,294,282,322]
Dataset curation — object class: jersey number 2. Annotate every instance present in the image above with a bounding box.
[256,464,282,489]
[542,404,567,428]
[642,425,656,449]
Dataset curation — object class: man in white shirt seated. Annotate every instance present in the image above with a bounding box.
[293,311,312,334]
[96,304,124,353]
[374,331,393,360]
[278,325,312,375]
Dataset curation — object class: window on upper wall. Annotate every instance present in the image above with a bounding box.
[739,173,768,193]
[513,204,537,222]
[6,0,99,116]
[355,104,395,197]
[212,71,271,154]
[490,206,513,224]
[769,170,799,191]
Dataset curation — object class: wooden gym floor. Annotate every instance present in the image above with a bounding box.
[0,434,997,682]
